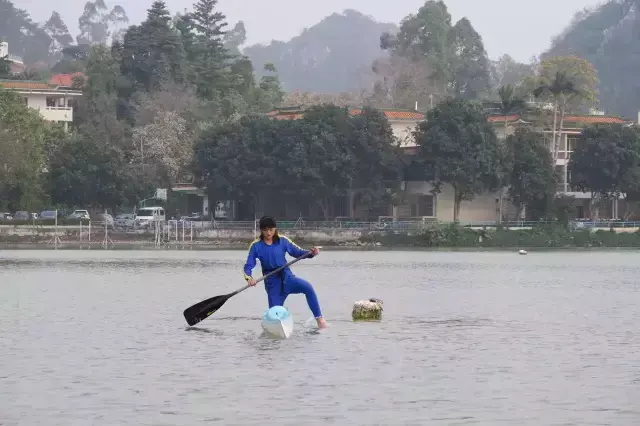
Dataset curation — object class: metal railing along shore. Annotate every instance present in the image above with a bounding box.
[3,218,640,232]
[206,219,640,231]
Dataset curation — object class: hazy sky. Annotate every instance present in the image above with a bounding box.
[15,0,600,62]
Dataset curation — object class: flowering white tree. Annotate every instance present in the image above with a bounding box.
[132,110,193,185]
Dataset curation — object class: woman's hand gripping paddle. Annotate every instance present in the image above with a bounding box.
[183,250,316,326]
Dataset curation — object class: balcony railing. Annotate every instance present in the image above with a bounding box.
[41,107,73,122]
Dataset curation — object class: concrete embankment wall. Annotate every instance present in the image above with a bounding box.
[0,225,387,244]
[197,229,373,242]
[2,225,639,248]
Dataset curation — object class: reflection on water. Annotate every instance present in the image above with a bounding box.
[1,249,640,425]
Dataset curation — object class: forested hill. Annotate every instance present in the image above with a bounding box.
[543,0,640,118]
[242,10,398,93]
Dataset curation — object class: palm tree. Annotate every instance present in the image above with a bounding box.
[496,84,526,138]
[532,71,582,164]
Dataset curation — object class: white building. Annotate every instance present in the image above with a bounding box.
[490,112,632,220]
[0,42,25,74]
[0,78,83,128]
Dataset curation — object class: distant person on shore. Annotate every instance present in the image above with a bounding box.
[243,215,327,329]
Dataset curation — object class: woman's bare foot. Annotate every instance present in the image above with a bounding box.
[316,317,328,329]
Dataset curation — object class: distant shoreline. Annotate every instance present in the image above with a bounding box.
[1,242,640,252]
[2,224,640,251]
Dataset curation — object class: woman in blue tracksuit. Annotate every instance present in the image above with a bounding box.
[243,216,327,328]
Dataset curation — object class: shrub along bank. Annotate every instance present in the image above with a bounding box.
[359,224,640,248]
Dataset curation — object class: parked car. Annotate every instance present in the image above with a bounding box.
[1,213,12,221]
[13,211,30,221]
[181,212,203,221]
[67,210,90,220]
[134,207,166,226]
[38,210,59,220]
[94,213,114,228]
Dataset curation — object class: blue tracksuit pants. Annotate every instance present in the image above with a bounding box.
[265,274,323,318]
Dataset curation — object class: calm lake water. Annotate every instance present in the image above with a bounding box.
[1,249,639,425]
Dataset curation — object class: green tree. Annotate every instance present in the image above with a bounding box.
[194,114,284,217]
[194,104,400,220]
[174,11,197,72]
[76,0,129,45]
[119,1,186,96]
[188,0,230,101]
[380,1,491,100]
[222,21,246,55]
[384,0,451,81]
[413,97,506,222]
[43,11,74,63]
[299,105,357,218]
[48,45,149,211]
[0,88,50,211]
[348,107,403,218]
[506,127,557,220]
[51,44,92,74]
[486,84,527,138]
[530,56,600,163]
[0,54,11,77]
[253,63,284,112]
[446,17,492,100]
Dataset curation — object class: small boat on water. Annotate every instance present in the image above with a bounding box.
[261,305,293,339]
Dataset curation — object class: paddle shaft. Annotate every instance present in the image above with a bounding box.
[229,248,317,297]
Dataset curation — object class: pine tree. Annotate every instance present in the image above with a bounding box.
[189,0,231,100]
[120,1,186,94]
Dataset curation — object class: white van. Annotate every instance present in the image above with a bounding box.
[134,206,166,226]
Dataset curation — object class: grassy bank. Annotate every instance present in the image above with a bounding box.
[359,224,640,248]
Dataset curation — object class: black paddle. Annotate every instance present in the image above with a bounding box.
[183,250,315,326]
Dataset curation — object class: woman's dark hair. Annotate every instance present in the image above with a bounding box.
[259,216,276,230]
[258,216,280,242]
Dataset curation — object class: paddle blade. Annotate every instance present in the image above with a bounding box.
[183,294,231,326]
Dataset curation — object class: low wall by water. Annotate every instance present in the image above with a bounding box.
[197,228,371,241]
[0,225,386,246]
[2,224,640,249]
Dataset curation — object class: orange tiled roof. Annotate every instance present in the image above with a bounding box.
[267,108,426,121]
[564,115,628,124]
[487,114,521,123]
[349,108,425,120]
[272,113,305,120]
[488,113,629,125]
[0,81,51,90]
[269,109,631,127]
[49,72,86,87]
